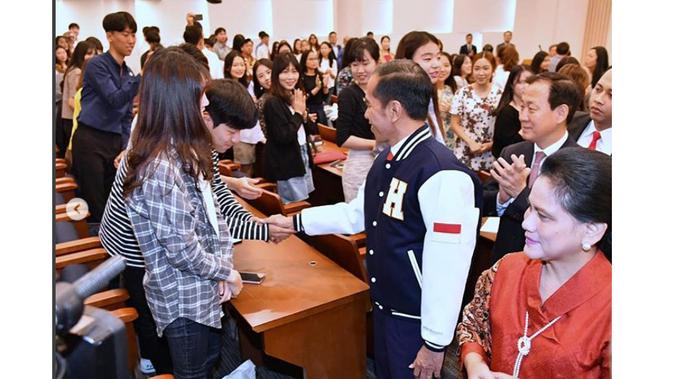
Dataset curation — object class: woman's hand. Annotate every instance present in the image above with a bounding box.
[464,353,496,379]
[292,89,307,115]
[218,280,231,304]
[225,270,243,298]
[468,140,482,154]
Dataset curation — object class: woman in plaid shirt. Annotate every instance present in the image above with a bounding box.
[123,48,255,378]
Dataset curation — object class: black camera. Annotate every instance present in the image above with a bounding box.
[54,256,131,379]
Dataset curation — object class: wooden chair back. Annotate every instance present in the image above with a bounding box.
[318,123,337,144]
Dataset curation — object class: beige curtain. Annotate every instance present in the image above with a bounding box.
[581,0,611,61]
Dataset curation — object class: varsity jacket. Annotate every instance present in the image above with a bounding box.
[294,124,482,351]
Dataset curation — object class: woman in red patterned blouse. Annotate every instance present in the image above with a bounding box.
[457,147,612,379]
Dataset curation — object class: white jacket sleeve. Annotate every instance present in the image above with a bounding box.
[295,180,366,236]
[417,170,479,350]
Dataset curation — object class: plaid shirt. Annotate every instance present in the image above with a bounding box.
[126,149,233,336]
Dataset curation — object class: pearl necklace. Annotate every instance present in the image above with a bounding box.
[512,311,562,378]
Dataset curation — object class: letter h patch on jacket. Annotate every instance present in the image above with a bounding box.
[382,178,407,221]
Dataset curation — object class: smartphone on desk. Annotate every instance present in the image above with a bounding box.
[240,271,265,284]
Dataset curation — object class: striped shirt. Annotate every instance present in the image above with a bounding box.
[100,150,269,268]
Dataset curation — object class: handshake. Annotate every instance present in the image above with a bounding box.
[255,214,297,244]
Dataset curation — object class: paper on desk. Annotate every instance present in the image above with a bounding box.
[480,217,500,234]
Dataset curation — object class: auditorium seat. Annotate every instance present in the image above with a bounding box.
[55,176,78,203]
[246,187,311,216]
[317,123,337,144]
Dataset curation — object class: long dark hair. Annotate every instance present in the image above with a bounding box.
[540,147,612,261]
[494,65,532,116]
[395,31,444,138]
[252,58,273,99]
[299,49,320,75]
[451,54,470,80]
[224,50,249,87]
[273,40,292,61]
[270,52,302,105]
[319,41,336,68]
[123,47,212,198]
[590,46,610,88]
[62,41,93,92]
[308,33,319,50]
[292,38,302,54]
[531,51,548,74]
[440,52,457,93]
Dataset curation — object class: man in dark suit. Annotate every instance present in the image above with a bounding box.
[569,69,612,155]
[496,30,515,53]
[485,72,584,263]
[329,31,344,69]
[459,33,477,57]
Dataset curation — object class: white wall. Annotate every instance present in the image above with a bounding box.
[56,0,609,73]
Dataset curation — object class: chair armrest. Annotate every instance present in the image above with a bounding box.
[84,288,129,310]
[109,307,139,323]
[55,248,108,270]
[257,182,277,192]
[55,204,67,214]
[346,232,367,248]
[283,200,311,215]
[56,236,101,256]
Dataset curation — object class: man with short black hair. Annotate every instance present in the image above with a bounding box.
[569,69,612,155]
[140,26,162,69]
[68,22,80,44]
[213,27,231,60]
[459,33,477,57]
[486,72,582,262]
[255,30,270,59]
[329,31,344,68]
[184,25,223,79]
[549,41,570,72]
[263,60,482,378]
[366,31,374,39]
[496,30,515,52]
[73,11,140,223]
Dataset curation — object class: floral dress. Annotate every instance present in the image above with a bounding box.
[450,84,503,171]
[437,86,456,150]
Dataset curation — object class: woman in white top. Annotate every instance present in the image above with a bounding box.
[395,31,447,145]
[450,51,503,171]
[318,41,338,93]
[493,44,519,90]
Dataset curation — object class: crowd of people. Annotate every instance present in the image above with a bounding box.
[55,11,612,379]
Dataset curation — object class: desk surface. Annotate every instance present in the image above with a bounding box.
[231,198,369,333]
[315,140,347,177]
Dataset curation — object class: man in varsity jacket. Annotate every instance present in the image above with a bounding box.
[266,60,482,379]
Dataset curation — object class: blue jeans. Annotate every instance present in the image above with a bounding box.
[163,318,222,379]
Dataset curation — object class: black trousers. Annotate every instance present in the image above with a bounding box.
[56,118,73,159]
[121,266,173,374]
[71,123,122,222]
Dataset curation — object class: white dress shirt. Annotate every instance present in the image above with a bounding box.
[577,120,612,155]
[202,47,224,79]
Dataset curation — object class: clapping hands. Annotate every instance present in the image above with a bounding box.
[490,154,530,203]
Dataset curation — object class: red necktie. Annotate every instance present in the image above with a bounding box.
[588,131,601,150]
[528,151,547,189]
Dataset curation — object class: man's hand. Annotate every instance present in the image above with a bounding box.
[228,177,263,199]
[409,345,444,379]
[261,214,294,230]
[114,150,127,169]
[267,223,295,244]
[490,154,530,202]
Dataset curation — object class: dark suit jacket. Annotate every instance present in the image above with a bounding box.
[459,44,477,56]
[568,111,592,142]
[483,136,579,263]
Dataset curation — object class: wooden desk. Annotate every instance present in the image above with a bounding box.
[230,201,370,378]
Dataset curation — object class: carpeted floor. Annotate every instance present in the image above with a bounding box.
[136,316,462,379]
